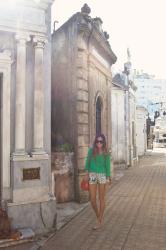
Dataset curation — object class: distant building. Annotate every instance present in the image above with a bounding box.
[153,103,166,148]
[112,73,128,167]
[124,52,138,167]
[134,72,166,120]
[136,106,148,156]
[112,53,138,168]
[51,4,117,202]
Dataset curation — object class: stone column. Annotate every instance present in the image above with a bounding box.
[13,34,30,157]
[32,36,47,156]
[0,50,12,200]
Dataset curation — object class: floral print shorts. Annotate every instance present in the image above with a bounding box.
[89,172,107,184]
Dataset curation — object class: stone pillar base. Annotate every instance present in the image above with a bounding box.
[31,151,49,159]
[10,156,51,203]
[7,198,57,234]
[31,149,48,159]
[11,153,30,161]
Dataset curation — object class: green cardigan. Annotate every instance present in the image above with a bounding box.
[85,148,111,177]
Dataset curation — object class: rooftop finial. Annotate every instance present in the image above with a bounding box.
[81,3,91,15]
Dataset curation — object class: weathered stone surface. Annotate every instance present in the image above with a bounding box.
[77,90,88,102]
[51,152,74,172]
[51,152,74,202]
[77,53,88,68]
[77,79,88,91]
[77,113,88,124]
[77,158,86,169]
[78,135,89,147]
[77,124,89,135]
[77,69,88,80]
[54,173,74,203]
[77,101,88,113]
[0,208,11,239]
[8,199,56,234]
[11,157,50,203]
[77,147,89,159]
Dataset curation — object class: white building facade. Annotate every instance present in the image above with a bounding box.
[112,74,127,167]
[134,72,166,120]
[124,57,138,167]
[112,64,137,168]
[0,0,56,233]
[136,106,148,156]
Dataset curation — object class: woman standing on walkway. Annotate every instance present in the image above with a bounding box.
[84,134,111,229]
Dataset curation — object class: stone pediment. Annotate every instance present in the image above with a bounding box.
[0,0,54,34]
[54,4,117,66]
[77,16,117,65]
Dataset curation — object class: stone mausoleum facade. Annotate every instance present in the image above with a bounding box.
[0,0,56,233]
[52,4,117,202]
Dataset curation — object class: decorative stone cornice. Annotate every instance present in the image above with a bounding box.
[33,36,48,51]
[77,5,117,65]
[78,22,117,65]
[15,33,31,43]
[0,50,12,65]
[12,0,55,10]
[33,35,48,45]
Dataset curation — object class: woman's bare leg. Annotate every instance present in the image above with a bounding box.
[98,183,106,224]
[89,184,99,220]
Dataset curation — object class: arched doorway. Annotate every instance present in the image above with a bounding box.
[96,96,102,135]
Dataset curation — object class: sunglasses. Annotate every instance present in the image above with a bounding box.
[96,140,104,144]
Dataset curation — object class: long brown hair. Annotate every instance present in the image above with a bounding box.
[92,134,108,158]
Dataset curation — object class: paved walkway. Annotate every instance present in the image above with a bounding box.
[3,149,166,250]
[40,150,166,250]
